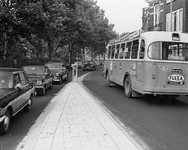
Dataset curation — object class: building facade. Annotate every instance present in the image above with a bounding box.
[143,0,188,33]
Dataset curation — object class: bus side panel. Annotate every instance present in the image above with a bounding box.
[143,62,157,93]
[113,60,120,84]
[119,60,131,86]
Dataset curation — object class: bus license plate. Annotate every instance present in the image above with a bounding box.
[167,74,185,85]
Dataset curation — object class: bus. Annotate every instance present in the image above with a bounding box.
[104,30,188,99]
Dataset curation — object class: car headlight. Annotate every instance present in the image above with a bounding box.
[36,80,43,85]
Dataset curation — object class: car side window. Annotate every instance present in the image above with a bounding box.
[45,67,50,74]
[13,73,21,86]
[19,72,28,84]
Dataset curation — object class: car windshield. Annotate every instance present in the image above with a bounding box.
[0,72,13,89]
[23,66,45,74]
[46,63,62,69]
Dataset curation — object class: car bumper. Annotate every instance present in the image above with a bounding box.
[34,85,44,92]
[53,77,61,82]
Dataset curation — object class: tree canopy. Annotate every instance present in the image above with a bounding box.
[0,0,117,63]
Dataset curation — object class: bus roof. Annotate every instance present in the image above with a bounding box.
[108,31,188,46]
[141,31,188,43]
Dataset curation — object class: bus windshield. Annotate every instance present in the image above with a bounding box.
[148,42,188,61]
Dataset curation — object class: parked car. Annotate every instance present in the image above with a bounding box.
[22,65,53,96]
[83,61,97,71]
[45,62,69,84]
[0,67,35,135]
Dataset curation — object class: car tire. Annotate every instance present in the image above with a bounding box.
[40,86,46,96]
[0,110,11,135]
[65,73,69,81]
[49,82,53,90]
[59,77,62,84]
[124,76,132,98]
[24,96,33,112]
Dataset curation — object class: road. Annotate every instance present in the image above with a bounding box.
[1,67,188,150]
[83,67,188,150]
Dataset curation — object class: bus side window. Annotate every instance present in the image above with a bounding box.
[107,46,112,59]
[125,42,132,59]
[131,40,139,59]
[111,45,115,59]
[119,43,125,59]
[115,44,120,59]
[139,39,145,59]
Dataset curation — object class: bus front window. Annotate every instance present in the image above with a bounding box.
[148,42,188,61]
[148,42,161,59]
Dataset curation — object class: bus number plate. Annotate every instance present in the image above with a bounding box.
[167,74,185,85]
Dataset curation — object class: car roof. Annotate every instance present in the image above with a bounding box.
[22,65,45,68]
[0,67,22,72]
[45,62,63,64]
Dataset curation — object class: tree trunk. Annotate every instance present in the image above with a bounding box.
[47,36,52,61]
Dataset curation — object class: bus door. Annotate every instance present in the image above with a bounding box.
[114,44,120,83]
[136,39,145,90]
[110,45,115,81]
[118,43,126,85]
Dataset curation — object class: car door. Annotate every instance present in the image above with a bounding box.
[19,71,32,107]
[13,73,24,113]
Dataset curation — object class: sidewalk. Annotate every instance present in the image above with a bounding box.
[16,75,143,150]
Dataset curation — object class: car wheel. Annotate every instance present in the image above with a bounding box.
[65,73,69,81]
[59,77,62,84]
[49,82,53,89]
[0,110,11,135]
[24,96,33,112]
[41,86,46,96]
[124,76,132,98]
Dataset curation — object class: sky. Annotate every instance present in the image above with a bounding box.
[96,0,148,34]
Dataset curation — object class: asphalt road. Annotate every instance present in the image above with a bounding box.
[83,67,188,150]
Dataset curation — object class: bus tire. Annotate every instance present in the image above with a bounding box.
[124,76,132,98]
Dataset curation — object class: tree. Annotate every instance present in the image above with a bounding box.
[0,0,117,62]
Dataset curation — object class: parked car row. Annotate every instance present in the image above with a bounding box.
[83,61,97,71]
[0,62,69,135]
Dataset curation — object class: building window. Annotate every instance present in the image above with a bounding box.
[154,4,160,26]
[166,9,183,32]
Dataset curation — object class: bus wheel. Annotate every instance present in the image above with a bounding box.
[124,76,132,98]
[106,73,112,87]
